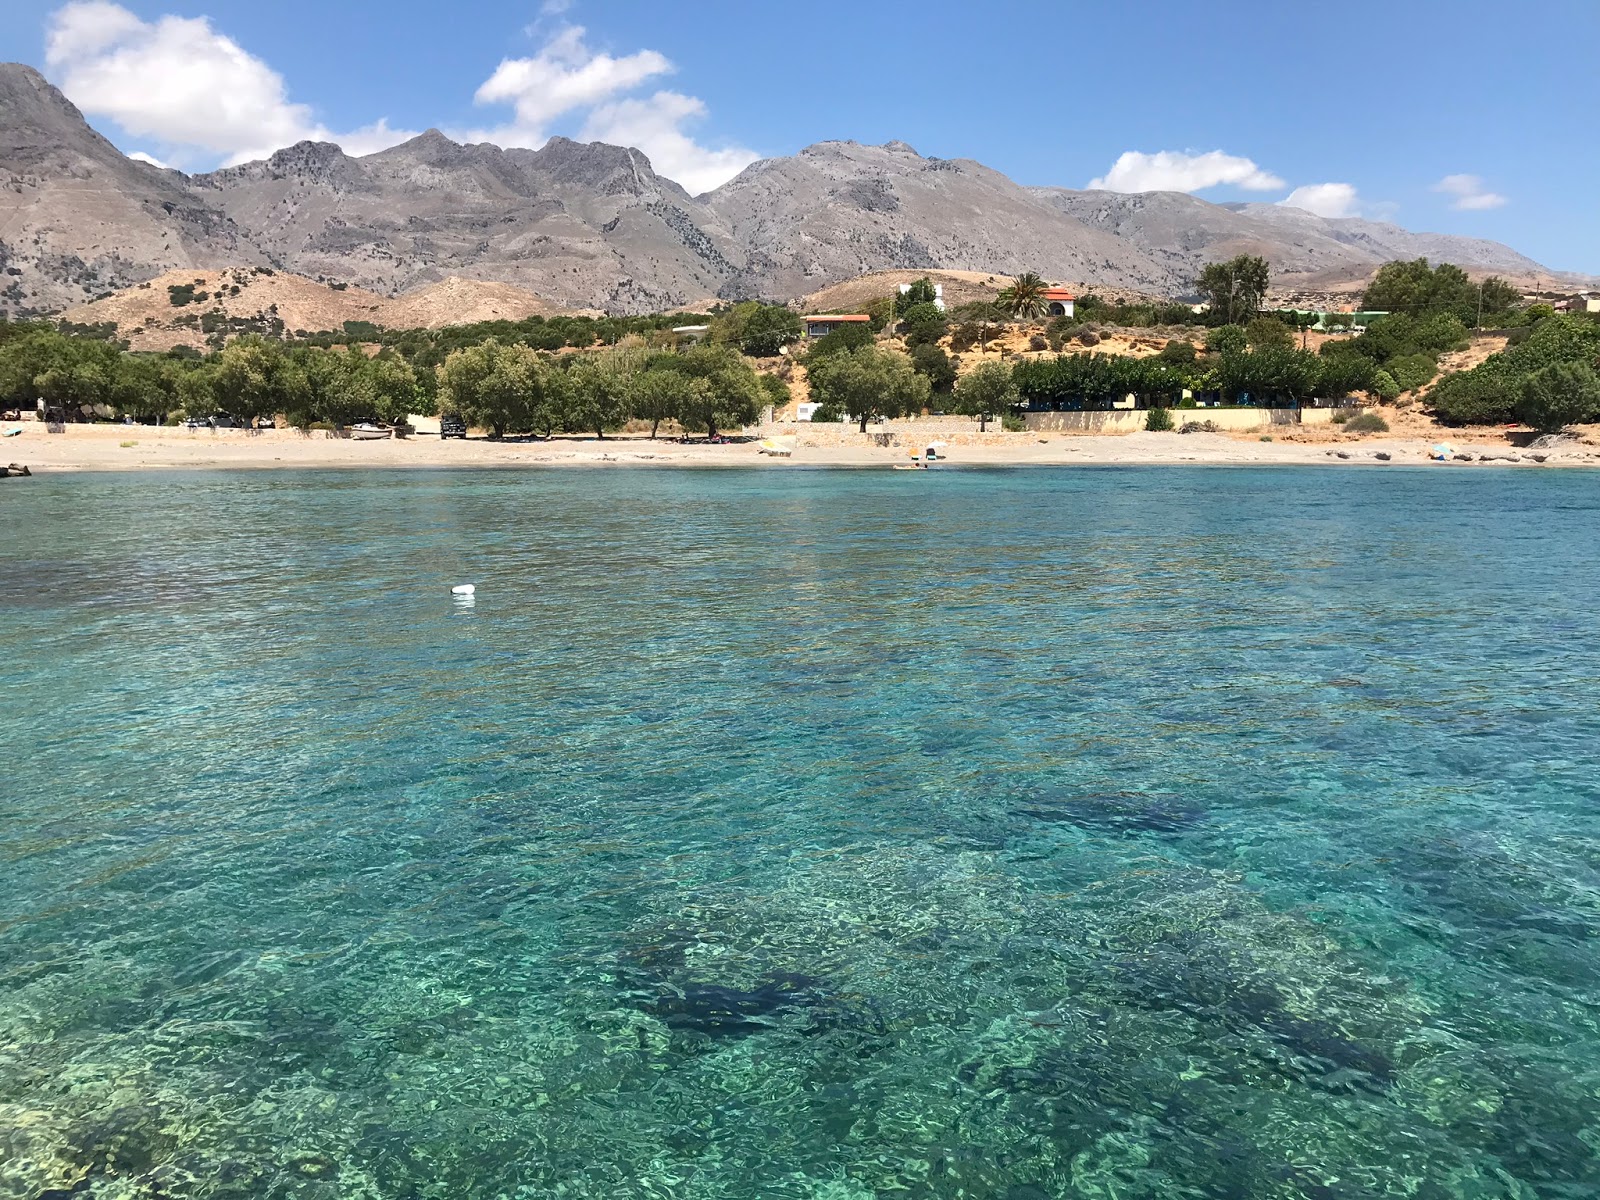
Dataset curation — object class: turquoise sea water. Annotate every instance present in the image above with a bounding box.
[2,465,1599,1199]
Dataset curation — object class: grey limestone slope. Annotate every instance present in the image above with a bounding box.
[190,132,745,313]
[1032,187,1550,289]
[703,140,1185,299]
[0,63,257,314]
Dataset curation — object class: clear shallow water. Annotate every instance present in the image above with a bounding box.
[2,465,1599,1199]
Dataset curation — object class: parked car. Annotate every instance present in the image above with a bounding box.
[180,417,208,429]
[255,417,275,430]
[440,415,468,439]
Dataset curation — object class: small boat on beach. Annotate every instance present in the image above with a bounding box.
[349,423,392,440]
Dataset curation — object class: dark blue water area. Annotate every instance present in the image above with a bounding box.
[2,465,1599,1198]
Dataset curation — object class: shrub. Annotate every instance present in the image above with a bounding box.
[1000,413,1026,432]
[1159,339,1197,365]
[1388,353,1438,392]
[1179,419,1220,433]
[1029,335,1048,352]
[1206,324,1247,356]
[1077,331,1100,348]
[1370,370,1400,401]
[1145,406,1175,431]
[949,322,982,353]
[808,401,843,423]
[1344,411,1390,434]
[1515,360,1600,431]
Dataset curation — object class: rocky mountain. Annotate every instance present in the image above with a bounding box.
[0,64,259,313]
[0,60,1581,320]
[700,140,1178,298]
[189,131,742,313]
[1030,188,1550,291]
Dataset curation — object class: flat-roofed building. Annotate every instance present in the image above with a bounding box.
[804,314,872,338]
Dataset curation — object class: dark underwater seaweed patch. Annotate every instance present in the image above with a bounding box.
[1019,789,1205,835]
[1112,939,1394,1094]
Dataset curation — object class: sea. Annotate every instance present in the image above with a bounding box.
[3,465,1598,1198]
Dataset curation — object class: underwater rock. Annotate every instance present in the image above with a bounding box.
[642,972,830,1036]
[1112,939,1393,1093]
[1019,790,1204,835]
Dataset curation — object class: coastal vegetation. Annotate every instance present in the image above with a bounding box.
[2,255,1595,436]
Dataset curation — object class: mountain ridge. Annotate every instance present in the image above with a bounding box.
[0,62,1588,319]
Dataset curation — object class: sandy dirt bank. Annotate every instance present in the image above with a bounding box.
[5,423,1598,474]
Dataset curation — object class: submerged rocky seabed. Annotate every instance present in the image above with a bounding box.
[2,466,1598,1198]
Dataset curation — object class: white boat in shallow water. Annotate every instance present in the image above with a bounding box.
[349,423,392,440]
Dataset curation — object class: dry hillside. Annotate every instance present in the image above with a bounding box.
[800,269,1162,314]
[61,268,566,351]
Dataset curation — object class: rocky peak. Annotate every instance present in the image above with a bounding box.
[375,128,466,166]
[0,63,86,128]
[0,61,129,168]
[530,136,664,197]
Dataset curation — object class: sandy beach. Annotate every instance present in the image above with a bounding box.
[4,421,1597,473]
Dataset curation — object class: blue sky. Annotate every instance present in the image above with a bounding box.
[3,0,1595,273]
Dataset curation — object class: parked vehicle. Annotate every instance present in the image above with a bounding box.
[440,415,468,439]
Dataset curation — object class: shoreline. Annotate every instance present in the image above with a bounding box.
[6,424,1597,473]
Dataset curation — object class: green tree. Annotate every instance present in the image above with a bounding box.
[436,338,554,439]
[1205,324,1248,356]
[176,363,220,417]
[996,272,1048,319]
[806,345,931,432]
[713,302,803,357]
[110,354,182,422]
[898,277,938,310]
[564,355,632,438]
[1195,256,1270,325]
[368,354,420,425]
[214,335,303,425]
[805,321,875,359]
[899,302,947,348]
[1360,259,1517,326]
[666,344,765,438]
[1515,360,1600,431]
[1245,317,1294,352]
[1159,339,1197,365]
[631,367,696,438]
[908,344,956,395]
[951,360,1017,431]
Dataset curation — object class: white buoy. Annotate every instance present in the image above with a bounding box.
[452,584,476,596]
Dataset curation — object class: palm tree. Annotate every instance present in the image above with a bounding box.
[997,272,1048,320]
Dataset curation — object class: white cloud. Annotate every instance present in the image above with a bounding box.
[1279,182,1361,218]
[471,26,671,143]
[540,0,573,14]
[579,91,757,194]
[470,25,756,193]
[127,150,168,169]
[44,1,416,167]
[1433,173,1507,211]
[1088,150,1284,194]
